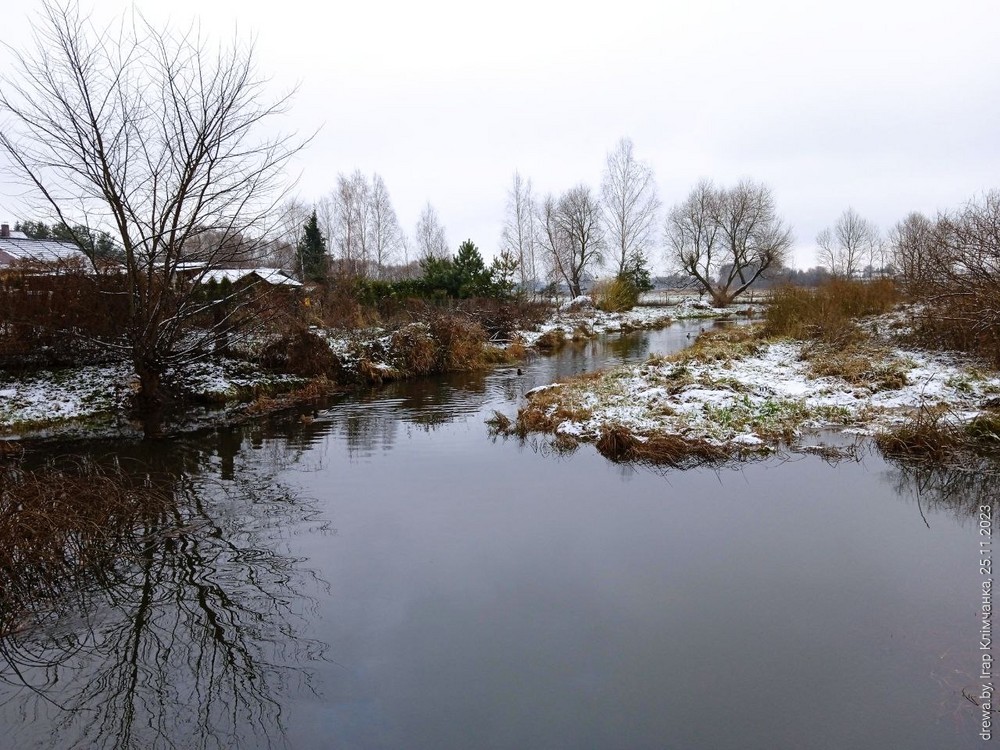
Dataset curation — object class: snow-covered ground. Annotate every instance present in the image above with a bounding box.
[516,298,749,347]
[517,334,1000,451]
[0,359,304,435]
[0,302,754,437]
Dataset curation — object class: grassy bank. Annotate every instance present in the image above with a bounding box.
[494,281,1000,467]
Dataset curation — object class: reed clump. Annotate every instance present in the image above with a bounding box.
[673,324,763,364]
[514,385,592,435]
[594,424,744,466]
[875,407,1000,466]
[593,277,639,313]
[802,341,910,391]
[764,278,898,341]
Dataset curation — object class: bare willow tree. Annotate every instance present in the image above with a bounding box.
[0,1,303,430]
[667,179,792,306]
[600,137,660,277]
[500,171,539,294]
[540,185,605,298]
[414,202,450,260]
[816,207,881,277]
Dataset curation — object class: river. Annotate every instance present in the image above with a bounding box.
[0,318,991,749]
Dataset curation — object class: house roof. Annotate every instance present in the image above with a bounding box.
[0,236,90,267]
[199,267,302,287]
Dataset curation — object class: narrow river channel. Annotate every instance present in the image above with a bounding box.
[0,318,990,749]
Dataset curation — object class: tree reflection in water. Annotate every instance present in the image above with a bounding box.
[0,441,330,750]
[885,454,1000,521]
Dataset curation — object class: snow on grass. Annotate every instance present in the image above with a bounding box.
[514,335,1000,451]
[169,359,304,401]
[0,362,135,432]
[515,301,751,348]
[0,358,305,435]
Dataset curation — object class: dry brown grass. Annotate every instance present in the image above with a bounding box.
[501,383,758,467]
[534,329,567,351]
[390,324,438,375]
[243,376,340,415]
[505,338,528,360]
[591,424,744,466]
[904,298,1000,368]
[875,406,1000,467]
[764,278,898,341]
[429,315,490,371]
[672,324,763,364]
[485,410,512,432]
[335,313,515,387]
[802,340,910,391]
[356,357,396,384]
[514,385,592,435]
[594,424,643,460]
[259,325,341,378]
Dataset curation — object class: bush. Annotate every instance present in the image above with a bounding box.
[259,326,341,378]
[0,270,130,367]
[891,192,1000,365]
[428,314,490,371]
[594,276,640,312]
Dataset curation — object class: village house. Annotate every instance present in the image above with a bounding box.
[0,223,92,273]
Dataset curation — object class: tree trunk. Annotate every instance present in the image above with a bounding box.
[133,360,168,438]
[710,288,733,307]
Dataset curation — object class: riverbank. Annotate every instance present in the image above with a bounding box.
[0,300,725,440]
[496,319,1000,465]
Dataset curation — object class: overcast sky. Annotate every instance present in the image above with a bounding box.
[2,0,999,270]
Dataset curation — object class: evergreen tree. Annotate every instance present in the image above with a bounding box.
[16,219,120,260]
[452,239,493,298]
[15,220,52,239]
[621,253,654,294]
[298,211,327,282]
[490,249,520,299]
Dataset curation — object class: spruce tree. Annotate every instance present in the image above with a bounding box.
[453,239,492,298]
[298,211,327,282]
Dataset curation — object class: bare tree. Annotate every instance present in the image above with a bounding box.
[367,173,404,278]
[667,180,792,306]
[889,211,936,293]
[330,170,371,277]
[898,192,1000,363]
[539,185,605,298]
[414,202,449,260]
[600,137,660,277]
[500,171,539,294]
[665,180,720,295]
[0,1,303,431]
[273,198,314,277]
[816,207,881,277]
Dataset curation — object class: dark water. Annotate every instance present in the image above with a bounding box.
[0,319,993,749]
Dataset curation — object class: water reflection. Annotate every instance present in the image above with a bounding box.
[5,317,989,750]
[885,455,1000,522]
[274,321,722,462]
[0,435,330,750]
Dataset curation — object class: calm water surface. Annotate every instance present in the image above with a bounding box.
[0,319,991,749]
